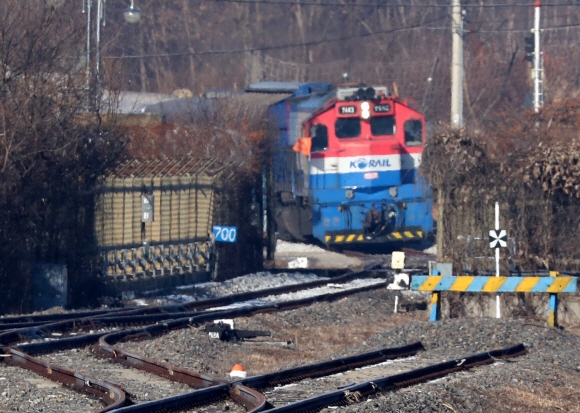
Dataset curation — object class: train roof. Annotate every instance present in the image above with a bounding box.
[108,89,290,124]
[248,81,332,95]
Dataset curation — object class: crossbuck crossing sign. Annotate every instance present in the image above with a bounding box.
[489,229,507,248]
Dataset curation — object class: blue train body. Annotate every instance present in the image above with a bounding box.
[249,81,434,246]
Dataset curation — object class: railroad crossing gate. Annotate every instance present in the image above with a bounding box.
[411,273,577,327]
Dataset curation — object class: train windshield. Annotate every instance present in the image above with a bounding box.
[335,118,360,138]
[370,116,395,136]
[404,119,423,146]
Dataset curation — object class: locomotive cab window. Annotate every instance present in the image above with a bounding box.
[370,115,396,136]
[404,119,423,146]
[335,118,361,138]
[310,124,328,152]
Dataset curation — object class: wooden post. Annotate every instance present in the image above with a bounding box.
[436,191,444,262]
[430,292,441,322]
[548,271,558,327]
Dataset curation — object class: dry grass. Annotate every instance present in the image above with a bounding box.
[456,363,580,413]
[208,311,426,376]
[491,382,580,412]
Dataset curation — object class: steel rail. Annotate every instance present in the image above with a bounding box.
[0,308,128,327]
[236,342,425,389]
[2,347,126,412]
[95,333,267,412]
[85,343,424,413]
[0,265,383,331]
[96,333,227,389]
[0,277,386,348]
[108,385,234,413]
[0,268,390,413]
[264,344,527,412]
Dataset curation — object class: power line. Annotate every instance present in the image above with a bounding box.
[105,14,449,59]
[471,22,580,32]
[203,0,580,8]
[105,20,580,61]
[102,2,580,62]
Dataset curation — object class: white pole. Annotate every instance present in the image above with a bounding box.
[495,202,500,318]
[85,0,92,104]
[451,0,464,127]
[96,0,103,93]
[533,0,542,113]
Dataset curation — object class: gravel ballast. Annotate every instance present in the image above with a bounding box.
[3,268,580,412]
[324,318,580,413]
[0,365,101,413]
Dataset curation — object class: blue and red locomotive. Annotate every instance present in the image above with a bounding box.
[249,81,433,247]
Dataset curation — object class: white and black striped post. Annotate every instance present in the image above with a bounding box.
[489,203,507,319]
[494,202,500,318]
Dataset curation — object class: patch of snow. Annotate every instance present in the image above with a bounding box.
[275,240,327,253]
[139,271,327,305]
[206,278,385,311]
[423,245,437,255]
[164,294,200,303]
[271,383,299,390]
[357,356,417,370]
[427,377,444,384]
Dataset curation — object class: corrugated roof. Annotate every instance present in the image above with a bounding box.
[102,91,176,114]
[227,92,291,109]
[138,92,289,124]
[248,81,304,92]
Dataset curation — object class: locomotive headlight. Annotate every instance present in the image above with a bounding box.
[360,102,371,119]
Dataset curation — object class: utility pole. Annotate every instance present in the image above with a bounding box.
[438,0,463,262]
[450,0,464,128]
[533,0,543,112]
[82,0,142,109]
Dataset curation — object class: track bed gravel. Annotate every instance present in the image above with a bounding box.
[0,364,101,413]
[123,288,580,413]
[37,348,200,404]
[120,288,423,378]
[4,278,580,413]
[321,318,580,413]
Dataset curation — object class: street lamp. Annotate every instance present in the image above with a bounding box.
[82,0,142,108]
[123,1,142,24]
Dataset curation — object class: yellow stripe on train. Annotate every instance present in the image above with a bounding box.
[327,230,424,243]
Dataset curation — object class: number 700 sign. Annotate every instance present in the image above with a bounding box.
[212,225,238,243]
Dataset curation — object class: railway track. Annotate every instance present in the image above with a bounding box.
[0,336,528,413]
[0,267,392,348]
[0,267,388,332]
[0,265,527,413]
[262,344,527,413]
[0,268,387,411]
[7,341,524,413]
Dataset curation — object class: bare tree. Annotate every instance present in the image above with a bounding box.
[0,0,126,312]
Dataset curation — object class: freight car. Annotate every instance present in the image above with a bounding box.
[248,81,433,247]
